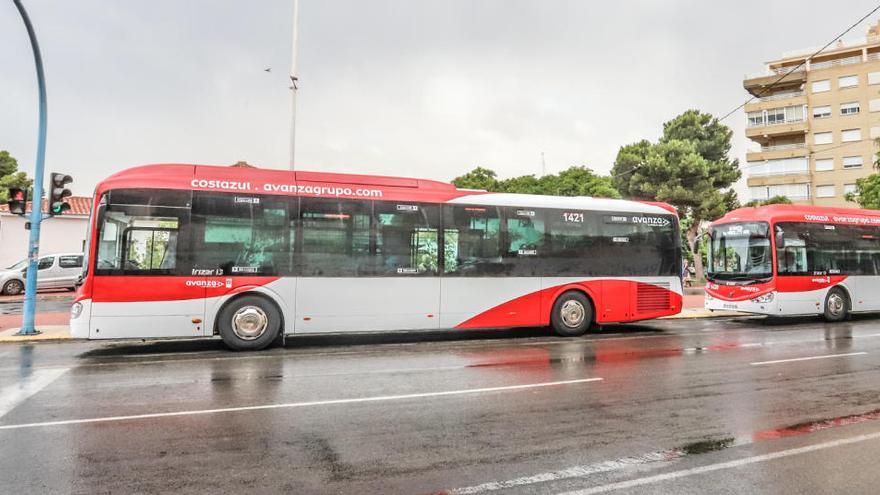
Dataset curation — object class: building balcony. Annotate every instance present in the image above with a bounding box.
[745,119,808,142]
[743,68,806,97]
[744,92,807,113]
[747,173,812,188]
[745,143,808,162]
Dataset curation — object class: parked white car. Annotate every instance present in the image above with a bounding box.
[0,253,84,295]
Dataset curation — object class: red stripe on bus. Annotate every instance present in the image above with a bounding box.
[90,276,280,303]
[454,280,681,328]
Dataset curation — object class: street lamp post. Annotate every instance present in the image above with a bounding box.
[12,0,49,335]
[289,0,299,170]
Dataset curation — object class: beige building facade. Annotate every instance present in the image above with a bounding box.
[743,23,880,206]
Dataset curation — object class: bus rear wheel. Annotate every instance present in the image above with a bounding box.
[823,287,849,322]
[218,295,282,351]
[551,291,593,337]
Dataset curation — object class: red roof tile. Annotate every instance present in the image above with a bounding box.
[0,196,92,216]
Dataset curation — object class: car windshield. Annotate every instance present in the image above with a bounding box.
[7,259,27,270]
[708,221,772,282]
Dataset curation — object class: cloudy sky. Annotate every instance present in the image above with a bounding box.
[2,0,880,196]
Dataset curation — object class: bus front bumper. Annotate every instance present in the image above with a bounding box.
[704,292,777,316]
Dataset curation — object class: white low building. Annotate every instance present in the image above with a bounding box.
[0,197,92,268]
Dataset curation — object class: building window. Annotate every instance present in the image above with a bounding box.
[816,185,836,198]
[749,183,810,201]
[871,99,880,112]
[844,184,858,196]
[870,72,880,85]
[815,158,834,172]
[749,157,809,177]
[812,105,831,119]
[841,128,862,142]
[747,111,764,127]
[839,75,859,88]
[841,102,860,115]
[814,132,833,145]
[812,79,831,93]
[843,156,864,169]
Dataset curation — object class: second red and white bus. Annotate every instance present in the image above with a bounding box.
[72,164,683,350]
[705,204,880,321]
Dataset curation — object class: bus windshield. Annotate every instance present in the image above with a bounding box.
[707,221,772,282]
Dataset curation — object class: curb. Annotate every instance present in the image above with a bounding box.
[661,310,747,320]
[0,325,73,343]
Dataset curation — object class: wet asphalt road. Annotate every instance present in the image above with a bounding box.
[3,317,880,494]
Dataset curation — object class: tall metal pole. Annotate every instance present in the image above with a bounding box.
[13,0,48,336]
[289,0,300,170]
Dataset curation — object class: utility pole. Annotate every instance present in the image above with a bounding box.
[289,0,300,170]
[12,0,48,335]
[541,151,546,177]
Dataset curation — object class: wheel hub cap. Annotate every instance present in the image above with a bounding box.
[231,306,268,340]
[828,294,844,316]
[560,300,586,328]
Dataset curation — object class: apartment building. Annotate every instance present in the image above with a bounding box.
[743,22,880,206]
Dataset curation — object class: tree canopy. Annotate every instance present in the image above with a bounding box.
[611,110,741,282]
[846,138,880,209]
[743,195,793,208]
[451,165,620,198]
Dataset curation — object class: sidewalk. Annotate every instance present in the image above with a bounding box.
[0,312,72,342]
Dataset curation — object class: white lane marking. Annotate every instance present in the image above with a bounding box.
[446,450,681,494]
[0,377,601,431]
[750,352,867,366]
[0,368,69,419]
[559,430,880,495]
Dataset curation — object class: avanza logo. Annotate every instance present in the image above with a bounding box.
[631,216,671,227]
[811,276,831,284]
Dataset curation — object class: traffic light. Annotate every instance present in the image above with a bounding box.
[6,188,27,215]
[48,172,72,216]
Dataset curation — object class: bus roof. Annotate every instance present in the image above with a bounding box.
[712,204,880,227]
[96,163,675,215]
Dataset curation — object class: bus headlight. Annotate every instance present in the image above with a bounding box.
[70,302,83,319]
[751,293,774,304]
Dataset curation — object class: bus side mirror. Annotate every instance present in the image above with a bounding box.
[776,232,785,249]
[693,237,701,252]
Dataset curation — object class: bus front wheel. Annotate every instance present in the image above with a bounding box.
[823,287,849,322]
[218,295,282,351]
[550,291,593,337]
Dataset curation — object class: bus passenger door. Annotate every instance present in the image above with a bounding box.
[294,198,441,333]
[441,205,544,329]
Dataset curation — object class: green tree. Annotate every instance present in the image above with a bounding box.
[611,110,741,283]
[846,138,880,209]
[0,150,33,203]
[452,166,620,198]
[450,167,499,191]
[743,195,793,208]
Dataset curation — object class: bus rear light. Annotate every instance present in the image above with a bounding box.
[303,317,311,321]
[427,314,434,318]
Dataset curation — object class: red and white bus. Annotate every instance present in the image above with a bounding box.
[71,164,682,350]
[705,204,880,321]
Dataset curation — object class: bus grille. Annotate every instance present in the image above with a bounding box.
[637,282,671,312]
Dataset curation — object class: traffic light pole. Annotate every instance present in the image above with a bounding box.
[13,0,48,335]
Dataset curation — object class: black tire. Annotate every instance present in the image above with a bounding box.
[217,295,282,351]
[550,291,593,337]
[823,287,849,322]
[2,279,24,296]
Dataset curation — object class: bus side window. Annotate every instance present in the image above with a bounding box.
[299,198,371,276]
[191,192,289,276]
[503,208,544,276]
[374,202,440,275]
[94,203,187,275]
[443,205,503,275]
